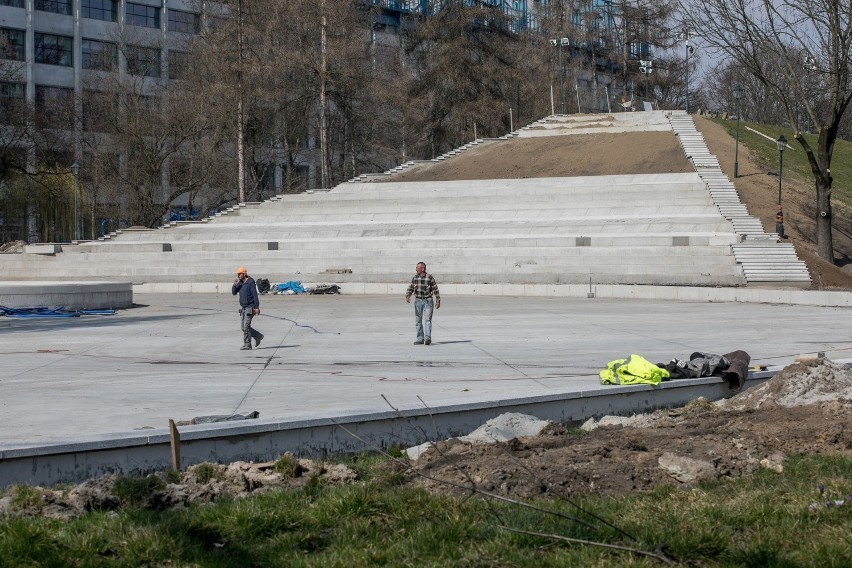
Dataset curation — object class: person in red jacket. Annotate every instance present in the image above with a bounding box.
[775,205,787,239]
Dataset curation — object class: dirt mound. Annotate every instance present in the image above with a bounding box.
[0,240,26,254]
[0,455,357,520]
[391,131,692,182]
[720,359,852,410]
[406,360,852,498]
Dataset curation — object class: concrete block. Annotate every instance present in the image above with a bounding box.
[25,244,62,254]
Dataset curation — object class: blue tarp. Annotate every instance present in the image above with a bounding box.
[274,281,305,294]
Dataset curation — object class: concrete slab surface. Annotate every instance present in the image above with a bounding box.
[2,292,851,449]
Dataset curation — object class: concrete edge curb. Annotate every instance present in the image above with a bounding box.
[1,374,769,487]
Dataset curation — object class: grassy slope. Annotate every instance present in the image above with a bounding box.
[713,119,852,208]
[0,455,849,567]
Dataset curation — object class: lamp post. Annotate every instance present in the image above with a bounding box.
[733,85,743,177]
[776,134,786,205]
[71,162,80,241]
[549,37,570,114]
[639,60,653,100]
[677,30,693,113]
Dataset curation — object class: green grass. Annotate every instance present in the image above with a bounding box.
[0,455,849,567]
[711,118,852,209]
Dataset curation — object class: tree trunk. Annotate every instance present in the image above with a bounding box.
[815,177,834,262]
[237,0,245,203]
[319,4,329,190]
[799,128,836,263]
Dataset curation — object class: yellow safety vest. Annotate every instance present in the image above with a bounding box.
[599,354,669,385]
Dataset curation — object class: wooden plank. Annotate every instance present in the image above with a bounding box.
[169,419,181,472]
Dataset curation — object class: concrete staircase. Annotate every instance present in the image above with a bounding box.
[667,111,810,285]
[0,112,811,291]
[3,171,745,289]
[517,111,674,136]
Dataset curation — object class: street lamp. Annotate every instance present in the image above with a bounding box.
[71,162,80,241]
[776,134,786,204]
[549,37,570,114]
[677,30,694,113]
[733,85,743,177]
[639,59,654,100]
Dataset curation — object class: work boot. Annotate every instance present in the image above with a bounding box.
[425,337,431,345]
[255,334,264,347]
[414,338,424,345]
[240,345,252,350]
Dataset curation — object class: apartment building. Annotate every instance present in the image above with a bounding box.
[0,1,321,241]
[0,0,201,113]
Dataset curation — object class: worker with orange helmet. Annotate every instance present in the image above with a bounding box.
[232,267,264,350]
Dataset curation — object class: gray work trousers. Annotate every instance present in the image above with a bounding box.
[240,308,262,347]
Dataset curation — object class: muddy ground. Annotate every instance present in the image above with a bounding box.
[409,359,852,498]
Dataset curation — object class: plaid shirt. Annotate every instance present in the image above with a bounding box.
[406,272,440,300]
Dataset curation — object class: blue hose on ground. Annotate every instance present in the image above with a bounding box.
[0,305,115,318]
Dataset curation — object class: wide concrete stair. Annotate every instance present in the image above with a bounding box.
[668,112,811,285]
[517,111,674,136]
[3,172,750,289]
[0,111,812,291]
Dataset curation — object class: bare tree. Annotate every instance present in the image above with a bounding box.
[401,1,548,157]
[679,0,852,263]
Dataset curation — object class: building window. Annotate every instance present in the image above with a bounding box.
[0,81,25,124]
[35,33,73,67]
[0,28,25,61]
[1,0,25,8]
[126,2,160,29]
[82,90,118,132]
[82,38,118,70]
[126,45,161,77]
[628,42,639,59]
[35,85,74,127]
[139,94,159,114]
[82,0,118,22]
[35,85,72,105]
[0,81,24,100]
[35,0,72,15]
[167,50,190,79]
[127,95,159,134]
[36,149,74,171]
[168,10,199,34]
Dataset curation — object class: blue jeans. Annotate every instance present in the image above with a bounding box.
[414,297,434,340]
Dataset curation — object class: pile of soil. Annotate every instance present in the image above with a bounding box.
[406,359,852,498]
[0,456,357,520]
[391,131,693,181]
[0,240,26,254]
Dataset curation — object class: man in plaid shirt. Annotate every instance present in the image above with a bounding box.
[405,262,441,345]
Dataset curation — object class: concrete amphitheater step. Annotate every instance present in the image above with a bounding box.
[67,233,740,254]
[2,112,811,291]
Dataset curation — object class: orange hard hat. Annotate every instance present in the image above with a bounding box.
[236,267,247,274]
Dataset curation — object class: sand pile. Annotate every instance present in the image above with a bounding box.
[0,240,26,254]
[719,359,852,410]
